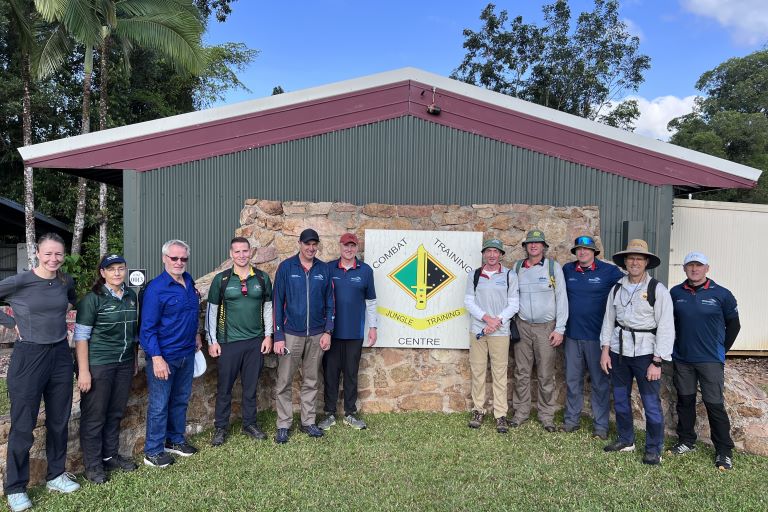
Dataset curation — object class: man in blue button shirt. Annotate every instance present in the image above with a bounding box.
[669,252,740,471]
[140,240,203,468]
[562,235,624,439]
[318,233,377,431]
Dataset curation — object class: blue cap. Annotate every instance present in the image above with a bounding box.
[100,254,126,269]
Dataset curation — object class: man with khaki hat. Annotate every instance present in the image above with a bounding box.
[464,239,519,433]
[600,239,674,465]
[509,229,568,432]
[669,252,740,471]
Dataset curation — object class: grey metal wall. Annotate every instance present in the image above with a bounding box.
[123,116,673,281]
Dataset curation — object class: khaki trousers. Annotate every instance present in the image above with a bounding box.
[469,334,510,418]
[275,333,323,428]
[511,319,557,425]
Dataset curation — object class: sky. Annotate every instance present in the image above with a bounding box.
[203,0,768,141]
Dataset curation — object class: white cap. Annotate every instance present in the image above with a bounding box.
[683,252,709,265]
[193,350,207,378]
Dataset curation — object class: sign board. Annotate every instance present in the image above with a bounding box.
[128,268,147,287]
[365,230,482,349]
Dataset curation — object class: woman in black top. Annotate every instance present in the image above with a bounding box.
[0,233,80,511]
[74,254,139,484]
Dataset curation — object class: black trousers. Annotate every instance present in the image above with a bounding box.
[673,361,734,456]
[79,359,134,470]
[322,338,363,416]
[214,338,263,429]
[4,340,74,494]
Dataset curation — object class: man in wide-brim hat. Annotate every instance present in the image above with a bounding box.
[599,239,674,465]
[561,235,624,439]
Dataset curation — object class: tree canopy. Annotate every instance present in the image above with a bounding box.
[668,49,768,203]
[452,0,650,130]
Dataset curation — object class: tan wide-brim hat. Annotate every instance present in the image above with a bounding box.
[612,239,661,270]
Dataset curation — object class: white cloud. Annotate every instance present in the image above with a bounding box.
[681,0,768,45]
[608,95,697,141]
[622,17,645,41]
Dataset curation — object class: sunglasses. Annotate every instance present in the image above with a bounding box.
[240,280,248,297]
[166,256,189,262]
[575,236,594,246]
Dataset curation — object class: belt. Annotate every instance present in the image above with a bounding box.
[615,321,656,361]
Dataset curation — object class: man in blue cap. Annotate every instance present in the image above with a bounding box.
[561,235,624,439]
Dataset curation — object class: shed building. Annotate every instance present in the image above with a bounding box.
[18,68,761,283]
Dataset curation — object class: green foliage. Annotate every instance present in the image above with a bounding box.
[193,42,257,109]
[271,85,284,95]
[60,253,90,298]
[452,0,650,129]
[0,379,7,416]
[669,49,768,203]
[23,412,768,511]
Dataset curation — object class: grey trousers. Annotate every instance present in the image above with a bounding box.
[275,333,323,429]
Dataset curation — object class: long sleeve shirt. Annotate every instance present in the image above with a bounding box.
[599,272,675,360]
[464,266,520,337]
[516,258,568,333]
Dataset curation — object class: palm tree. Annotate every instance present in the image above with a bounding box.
[35,0,208,255]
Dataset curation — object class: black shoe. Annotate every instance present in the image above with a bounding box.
[242,424,267,440]
[715,454,733,471]
[211,427,228,447]
[643,451,662,465]
[668,441,696,455]
[543,424,556,433]
[165,441,198,457]
[559,424,580,433]
[143,452,175,468]
[275,428,290,444]
[103,455,138,472]
[299,424,324,438]
[604,440,636,452]
[85,466,107,484]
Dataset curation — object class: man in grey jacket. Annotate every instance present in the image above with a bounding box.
[509,229,568,432]
[464,239,520,433]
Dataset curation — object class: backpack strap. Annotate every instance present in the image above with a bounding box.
[216,269,232,344]
[472,268,482,291]
[647,278,658,308]
[514,259,523,274]
[548,258,556,290]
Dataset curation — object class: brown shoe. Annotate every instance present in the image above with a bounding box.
[496,417,509,434]
[468,410,484,429]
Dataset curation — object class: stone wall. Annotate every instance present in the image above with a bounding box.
[0,199,766,491]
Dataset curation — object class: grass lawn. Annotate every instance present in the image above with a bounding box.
[0,378,7,416]
[25,412,768,512]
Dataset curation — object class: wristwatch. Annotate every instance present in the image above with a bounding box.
[651,359,662,368]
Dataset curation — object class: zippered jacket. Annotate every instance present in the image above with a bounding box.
[273,254,334,341]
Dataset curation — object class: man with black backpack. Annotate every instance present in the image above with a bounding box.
[205,237,273,447]
[464,239,519,433]
[599,239,674,466]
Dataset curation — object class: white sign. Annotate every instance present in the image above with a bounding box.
[128,269,147,287]
[365,230,482,349]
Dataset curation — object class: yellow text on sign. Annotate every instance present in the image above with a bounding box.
[377,306,466,330]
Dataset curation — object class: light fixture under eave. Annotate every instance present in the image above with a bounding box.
[426,86,441,115]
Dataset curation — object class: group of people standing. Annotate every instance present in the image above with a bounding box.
[465,230,740,470]
[0,226,740,511]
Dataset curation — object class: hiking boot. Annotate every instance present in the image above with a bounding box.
[318,414,337,431]
[468,410,484,429]
[7,492,32,512]
[299,424,324,438]
[103,455,138,472]
[543,424,556,433]
[143,452,174,468]
[344,414,367,430]
[604,440,636,452]
[165,440,198,457]
[559,424,580,433]
[592,430,608,441]
[84,466,107,485]
[643,451,662,465]
[507,416,525,428]
[275,428,290,444]
[496,417,509,434]
[242,424,267,440]
[668,441,696,455]
[46,473,80,493]
[211,427,228,446]
[715,454,733,471]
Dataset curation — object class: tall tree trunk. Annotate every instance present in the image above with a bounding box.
[21,50,36,269]
[98,35,110,256]
[71,44,94,256]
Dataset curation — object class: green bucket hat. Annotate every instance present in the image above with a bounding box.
[482,239,505,254]
[522,229,549,247]
[570,235,600,256]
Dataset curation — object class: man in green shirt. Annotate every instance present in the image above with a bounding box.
[206,237,273,446]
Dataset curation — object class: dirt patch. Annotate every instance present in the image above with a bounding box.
[730,357,768,393]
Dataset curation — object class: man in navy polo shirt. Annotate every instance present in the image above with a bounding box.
[318,233,377,431]
[562,235,624,439]
[669,252,740,471]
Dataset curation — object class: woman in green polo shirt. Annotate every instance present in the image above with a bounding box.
[74,254,139,484]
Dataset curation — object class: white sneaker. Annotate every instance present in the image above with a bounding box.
[46,472,80,493]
